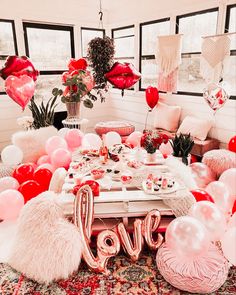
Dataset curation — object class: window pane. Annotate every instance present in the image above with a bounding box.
[179,10,218,53]
[114,37,134,58]
[0,21,15,55]
[34,75,65,111]
[0,57,7,92]
[81,29,104,57]
[141,20,170,56]
[178,54,205,93]
[228,7,236,50]
[141,59,159,89]
[25,26,73,71]
[113,27,134,38]
[224,55,236,97]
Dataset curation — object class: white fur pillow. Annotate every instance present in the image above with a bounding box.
[8,192,82,284]
[153,102,181,132]
[12,126,57,163]
[202,149,236,177]
[177,116,213,141]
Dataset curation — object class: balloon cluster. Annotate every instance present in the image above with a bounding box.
[0,56,39,110]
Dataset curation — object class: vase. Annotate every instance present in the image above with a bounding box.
[65,102,81,121]
[146,152,156,163]
[173,155,191,165]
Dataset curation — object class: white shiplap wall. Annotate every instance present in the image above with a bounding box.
[108,90,236,148]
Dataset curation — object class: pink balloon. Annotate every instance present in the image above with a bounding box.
[0,177,19,193]
[221,228,236,265]
[37,155,51,165]
[190,162,216,189]
[37,163,55,173]
[126,131,143,148]
[65,129,84,149]
[206,181,234,215]
[58,127,69,138]
[189,201,227,242]
[159,141,173,155]
[219,168,236,198]
[165,216,210,257]
[0,189,24,220]
[50,148,71,169]
[45,136,68,156]
[5,75,35,110]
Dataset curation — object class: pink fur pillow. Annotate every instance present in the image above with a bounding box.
[153,102,181,132]
[8,192,82,284]
[12,126,57,163]
[202,149,236,177]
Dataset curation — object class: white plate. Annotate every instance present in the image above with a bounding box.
[142,180,179,196]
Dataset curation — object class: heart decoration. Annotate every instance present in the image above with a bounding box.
[5,75,36,110]
[145,86,159,109]
[203,83,229,112]
[0,56,39,81]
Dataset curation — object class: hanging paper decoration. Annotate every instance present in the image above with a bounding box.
[155,35,182,93]
[203,83,229,112]
[105,62,141,96]
[145,86,159,109]
[0,56,39,81]
[200,35,231,84]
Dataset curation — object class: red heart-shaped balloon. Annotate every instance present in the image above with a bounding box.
[5,75,35,110]
[145,86,159,109]
[0,55,39,81]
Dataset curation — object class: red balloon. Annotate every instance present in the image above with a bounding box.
[232,200,236,214]
[105,62,141,90]
[73,180,100,197]
[228,135,236,153]
[0,55,39,81]
[145,86,159,109]
[5,75,35,110]
[18,180,44,203]
[33,168,52,190]
[190,189,214,203]
[12,163,35,184]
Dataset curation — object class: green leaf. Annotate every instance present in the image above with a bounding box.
[83,99,93,108]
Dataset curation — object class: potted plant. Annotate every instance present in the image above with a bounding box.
[169,133,194,165]
[140,130,169,162]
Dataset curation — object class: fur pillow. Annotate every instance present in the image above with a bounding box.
[202,149,236,177]
[8,192,82,284]
[153,102,181,132]
[12,126,57,163]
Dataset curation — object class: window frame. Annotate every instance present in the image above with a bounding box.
[81,27,105,58]
[225,4,236,100]
[0,19,18,95]
[23,22,75,75]
[175,7,219,97]
[139,17,170,91]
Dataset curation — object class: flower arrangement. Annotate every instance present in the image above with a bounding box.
[141,130,169,154]
[53,58,97,109]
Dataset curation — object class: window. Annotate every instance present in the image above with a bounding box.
[0,19,18,94]
[176,8,218,95]
[139,18,170,90]
[23,22,75,109]
[81,27,105,58]
[225,4,236,99]
[111,25,135,90]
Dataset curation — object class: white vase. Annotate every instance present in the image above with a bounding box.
[173,155,191,165]
[146,152,156,163]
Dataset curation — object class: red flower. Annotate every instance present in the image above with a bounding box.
[162,134,169,144]
[68,58,87,72]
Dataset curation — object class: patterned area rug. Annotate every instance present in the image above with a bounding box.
[0,252,235,295]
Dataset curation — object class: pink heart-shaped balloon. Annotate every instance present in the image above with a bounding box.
[5,75,35,110]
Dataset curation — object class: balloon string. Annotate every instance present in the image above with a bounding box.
[144,109,151,131]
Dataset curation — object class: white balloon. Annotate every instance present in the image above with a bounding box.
[0,177,19,193]
[104,131,121,147]
[221,228,236,266]
[0,220,18,263]
[1,145,23,165]
[82,133,102,150]
[57,128,69,138]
